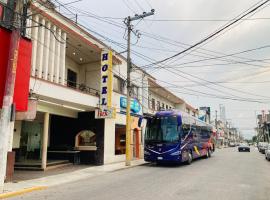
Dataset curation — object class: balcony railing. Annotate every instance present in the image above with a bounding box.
[65,79,100,97]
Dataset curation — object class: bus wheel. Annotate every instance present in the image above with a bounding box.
[205,149,211,159]
[208,148,212,158]
[187,152,193,165]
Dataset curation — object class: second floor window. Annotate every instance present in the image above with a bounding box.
[157,101,160,111]
[151,98,155,110]
[67,69,77,88]
[113,76,125,94]
[131,85,139,99]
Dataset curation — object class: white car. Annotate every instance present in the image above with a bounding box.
[258,142,268,153]
[265,144,270,161]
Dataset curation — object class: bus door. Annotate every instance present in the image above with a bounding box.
[191,125,201,158]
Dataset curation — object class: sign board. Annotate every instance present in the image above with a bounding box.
[96,49,114,119]
[95,107,116,119]
[120,96,141,114]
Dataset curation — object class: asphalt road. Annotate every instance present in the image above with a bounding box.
[11,147,270,200]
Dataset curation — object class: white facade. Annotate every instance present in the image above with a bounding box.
[11,0,199,168]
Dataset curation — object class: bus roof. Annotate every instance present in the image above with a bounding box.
[155,110,213,127]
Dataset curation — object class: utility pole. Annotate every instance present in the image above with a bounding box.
[0,1,21,193]
[215,110,217,129]
[124,10,154,166]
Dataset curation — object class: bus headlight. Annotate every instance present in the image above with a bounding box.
[170,151,181,156]
[144,150,151,155]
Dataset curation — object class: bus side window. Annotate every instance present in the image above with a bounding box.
[181,124,191,140]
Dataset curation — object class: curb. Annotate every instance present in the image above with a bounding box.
[112,162,149,172]
[0,186,47,199]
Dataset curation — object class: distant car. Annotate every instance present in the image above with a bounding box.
[228,142,236,147]
[238,143,250,152]
[265,144,270,160]
[258,142,268,154]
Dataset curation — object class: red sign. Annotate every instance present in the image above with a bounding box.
[13,38,32,111]
[0,5,3,19]
[0,27,11,107]
[0,27,32,111]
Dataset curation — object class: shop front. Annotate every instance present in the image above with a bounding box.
[13,101,105,170]
[102,94,144,164]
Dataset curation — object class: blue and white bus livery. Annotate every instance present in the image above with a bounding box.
[143,110,214,164]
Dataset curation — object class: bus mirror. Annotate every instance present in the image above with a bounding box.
[177,115,182,127]
[138,117,143,127]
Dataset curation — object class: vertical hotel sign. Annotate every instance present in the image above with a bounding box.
[96,49,115,118]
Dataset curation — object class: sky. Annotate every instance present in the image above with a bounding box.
[58,0,270,139]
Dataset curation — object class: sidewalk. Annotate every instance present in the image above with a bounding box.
[1,159,146,198]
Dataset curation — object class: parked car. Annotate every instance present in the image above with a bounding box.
[265,144,270,161]
[258,142,268,154]
[228,142,236,147]
[238,143,250,152]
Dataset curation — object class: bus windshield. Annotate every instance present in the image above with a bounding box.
[145,115,179,143]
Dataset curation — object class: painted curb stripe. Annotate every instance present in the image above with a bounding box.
[0,186,47,199]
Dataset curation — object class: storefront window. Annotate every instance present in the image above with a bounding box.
[115,125,126,155]
[77,130,96,146]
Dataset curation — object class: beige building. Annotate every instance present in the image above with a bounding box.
[147,78,198,117]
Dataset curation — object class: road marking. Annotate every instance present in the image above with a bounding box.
[0,186,47,199]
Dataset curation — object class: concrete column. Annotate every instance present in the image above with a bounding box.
[54,28,61,83]
[37,17,45,79]
[43,21,51,80]
[49,25,56,82]
[60,32,66,85]
[41,112,49,170]
[7,122,15,152]
[31,14,39,77]
[25,10,32,39]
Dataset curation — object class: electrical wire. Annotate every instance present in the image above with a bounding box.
[140,0,270,68]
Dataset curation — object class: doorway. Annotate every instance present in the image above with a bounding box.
[133,128,140,159]
[67,69,77,88]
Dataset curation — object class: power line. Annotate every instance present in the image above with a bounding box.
[144,17,270,22]
[41,0,270,102]
[57,1,270,70]
[140,0,270,68]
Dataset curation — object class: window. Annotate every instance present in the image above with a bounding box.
[162,103,165,109]
[113,76,125,94]
[76,130,96,146]
[115,125,126,155]
[67,69,77,88]
[157,101,160,111]
[166,105,168,110]
[151,98,156,110]
[131,85,139,98]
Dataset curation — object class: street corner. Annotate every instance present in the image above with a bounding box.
[0,186,47,199]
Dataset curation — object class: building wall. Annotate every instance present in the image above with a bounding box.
[148,91,176,111]
[84,62,100,91]
[12,121,22,149]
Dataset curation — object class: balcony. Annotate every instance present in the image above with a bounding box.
[30,77,99,111]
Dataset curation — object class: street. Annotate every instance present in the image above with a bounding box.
[10,147,270,200]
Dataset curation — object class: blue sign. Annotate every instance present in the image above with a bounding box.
[120,96,141,114]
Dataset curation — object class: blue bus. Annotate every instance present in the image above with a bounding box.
[143,110,215,164]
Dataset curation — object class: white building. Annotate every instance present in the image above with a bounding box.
[10,0,199,171]
[12,0,148,169]
[146,78,198,117]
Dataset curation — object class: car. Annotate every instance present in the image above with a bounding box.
[238,143,250,152]
[265,144,270,161]
[228,142,236,147]
[258,142,268,154]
